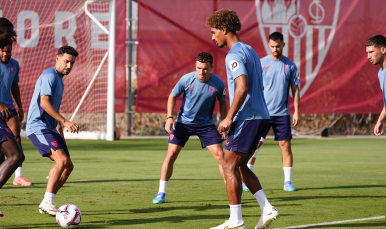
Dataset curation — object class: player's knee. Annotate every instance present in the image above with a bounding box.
[11,151,25,165]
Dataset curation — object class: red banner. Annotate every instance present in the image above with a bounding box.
[137,0,386,114]
[0,0,126,113]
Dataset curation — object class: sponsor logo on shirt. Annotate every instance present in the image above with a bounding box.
[229,60,240,72]
[284,66,289,72]
[51,141,58,147]
[10,67,15,73]
[210,87,216,94]
[188,86,194,90]
[264,66,269,70]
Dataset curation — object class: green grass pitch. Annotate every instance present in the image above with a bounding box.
[1,138,385,228]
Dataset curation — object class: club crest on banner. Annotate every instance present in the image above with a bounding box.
[255,0,340,97]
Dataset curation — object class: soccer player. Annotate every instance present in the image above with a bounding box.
[153,52,227,204]
[27,46,79,216]
[0,17,25,219]
[244,32,300,192]
[0,42,32,186]
[207,9,279,229]
[366,35,386,136]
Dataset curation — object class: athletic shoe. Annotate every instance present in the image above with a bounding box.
[211,220,245,229]
[13,177,32,186]
[283,181,297,191]
[255,206,279,229]
[242,183,249,192]
[0,210,4,219]
[39,202,57,216]
[152,192,166,204]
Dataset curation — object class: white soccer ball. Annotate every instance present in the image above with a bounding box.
[56,204,82,228]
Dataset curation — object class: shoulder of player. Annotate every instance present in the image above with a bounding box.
[40,68,58,80]
[209,73,225,85]
[9,58,19,67]
[260,55,271,63]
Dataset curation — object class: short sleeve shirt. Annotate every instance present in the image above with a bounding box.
[27,67,64,135]
[0,58,20,114]
[225,42,269,121]
[260,55,300,116]
[378,67,386,108]
[172,72,226,125]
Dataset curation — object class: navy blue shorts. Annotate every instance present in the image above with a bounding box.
[225,119,269,154]
[261,115,292,141]
[28,129,70,158]
[168,122,222,148]
[10,109,17,118]
[0,119,15,143]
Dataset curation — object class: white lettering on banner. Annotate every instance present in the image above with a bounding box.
[55,11,77,48]
[91,12,109,49]
[17,11,39,48]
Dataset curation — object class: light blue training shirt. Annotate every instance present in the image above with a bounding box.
[260,55,300,116]
[0,58,19,116]
[379,67,386,108]
[225,42,269,121]
[172,72,226,126]
[27,67,64,135]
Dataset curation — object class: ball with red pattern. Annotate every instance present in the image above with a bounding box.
[56,204,82,228]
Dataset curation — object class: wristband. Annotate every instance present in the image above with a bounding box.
[166,115,173,120]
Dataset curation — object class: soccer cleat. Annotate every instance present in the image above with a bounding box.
[283,181,297,191]
[13,177,32,186]
[0,210,4,219]
[255,206,279,229]
[152,192,166,204]
[211,220,245,229]
[242,183,250,192]
[39,202,58,216]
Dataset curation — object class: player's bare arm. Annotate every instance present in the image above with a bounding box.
[11,83,23,122]
[291,84,300,126]
[218,75,248,134]
[40,95,79,133]
[374,106,385,136]
[219,99,228,139]
[0,101,11,121]
[165,92,177,134]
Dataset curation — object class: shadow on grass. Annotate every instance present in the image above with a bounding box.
[65,178,221,184]
[300,184,386,190]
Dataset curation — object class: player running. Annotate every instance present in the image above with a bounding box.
[0,42,32,186]
[244,32,300,192]
[0,17,25,219]
[153,52,227,204]
[366,35,386,136]
[207,9,279,229]
[27,46,79,216]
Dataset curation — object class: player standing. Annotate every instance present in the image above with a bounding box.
[0,17,25,219]
[366,35,386,136]
[207,9,279,229]
[153,52,227,204]
[27,46,79,216]
[0,42,32,186]
[244,32,300,192]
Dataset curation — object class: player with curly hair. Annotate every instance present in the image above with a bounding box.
[207,9,279,229]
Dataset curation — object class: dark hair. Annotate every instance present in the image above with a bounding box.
[0,17,14,29]
[206,9,241,33]
[365,34,386,48]
[196,52,213,65]
[269,32,284,42]
[58,46,78,57]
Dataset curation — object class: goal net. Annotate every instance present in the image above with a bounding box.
[0,0,126,139]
